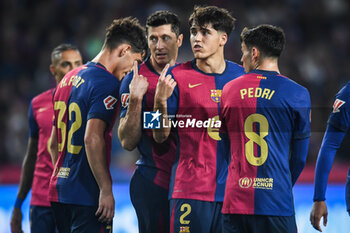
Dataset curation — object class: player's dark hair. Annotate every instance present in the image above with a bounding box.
[104,17,148,59]
[240,24,286,58]
[146,11,181,37]
[189,6,236,36]
[51,44,80,64]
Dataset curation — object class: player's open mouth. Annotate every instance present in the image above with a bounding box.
[193,45,202,51]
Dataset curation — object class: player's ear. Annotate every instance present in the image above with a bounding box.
[219,32,228,46]
[177,34,184,47]
[119,44,131,57]
[251,47,260,61]
[49,64,56,76]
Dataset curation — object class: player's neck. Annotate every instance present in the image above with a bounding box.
[92,49,117,76]
[255,58,280,74]
[196,54,226,74]
[150,57,176,74]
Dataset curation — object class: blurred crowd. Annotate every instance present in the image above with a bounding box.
[0,0,349,173]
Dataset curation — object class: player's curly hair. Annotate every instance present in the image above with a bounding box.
[146,10,181,37]
[104,17,148,59]
[240,24,286,58]
[189,6,236,36]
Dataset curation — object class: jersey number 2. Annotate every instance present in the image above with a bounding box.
[179,203,191,225]
[54,101,82,154]
[244,113,269,166]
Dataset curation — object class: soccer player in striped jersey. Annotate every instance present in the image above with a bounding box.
[220,24,311,233]
[48,18,147,233]
[10,44,82,233]
[118,11,182,233]
[153,6,245,233]
[310,84,350,231]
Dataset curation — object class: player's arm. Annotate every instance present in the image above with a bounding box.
[290,88,311,185]
[289,137,309,186]
[49,126,59,165]
[118,62,148,150]
[10,137,38,233]
[153,64,176,143]
[310,124,346,232]
[85,118,114,224]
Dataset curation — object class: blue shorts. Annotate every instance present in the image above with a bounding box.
[222,214,297,233]
[30,205,57,233]
[170,199,223,233]
[130,168,170,233]
[51,202,112,233]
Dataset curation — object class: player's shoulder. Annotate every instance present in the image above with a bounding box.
[336,82,350,97]
[32,88,54,104]
[170,60,193,73]
[277,74,309,94]
[85,62,119,85]
[225,60,245,73]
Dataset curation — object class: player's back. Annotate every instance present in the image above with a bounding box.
[221,69,311,216]
[169,60,245,202]
[49,62,120,206]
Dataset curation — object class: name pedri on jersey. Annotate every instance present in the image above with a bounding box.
[49,62,120,206]
[119,59,176,190]
[29,89,55,207]
[220,70,311,216]
[167,60,245,202]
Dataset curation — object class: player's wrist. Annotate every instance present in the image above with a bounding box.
[14,197,24,209]
[154,95,168,105]
[129,94,144,102]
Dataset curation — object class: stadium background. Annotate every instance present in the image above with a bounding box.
[0,0,349,232]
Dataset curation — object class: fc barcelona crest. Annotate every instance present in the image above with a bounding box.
[210,89,222,103]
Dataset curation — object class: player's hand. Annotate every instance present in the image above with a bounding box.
[129,61,149,100]
[10,208,23,233]
[310,201,328,232]
[95,189,115,224]
[154,64,176,103]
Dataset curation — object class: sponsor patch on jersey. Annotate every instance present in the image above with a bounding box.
[121,93,130,108]
[239,177,253,188]
[210,89,222,103]
[239,177,273,190]
[103,95,117,110]
[58,167,70,178]
[332,99,345,113]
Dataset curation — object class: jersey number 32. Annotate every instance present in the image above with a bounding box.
[54,101,82,154]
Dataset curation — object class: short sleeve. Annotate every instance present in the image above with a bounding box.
[87,77,119,126]
[28,101,39,138]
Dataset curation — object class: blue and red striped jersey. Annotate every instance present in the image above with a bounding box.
[119,59,177,189]
[167,59,245,202]
[220,69,311,216]
[49,62,120,206]
[28,88,55,207]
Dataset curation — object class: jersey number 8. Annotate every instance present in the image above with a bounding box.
[244,113,269,166]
